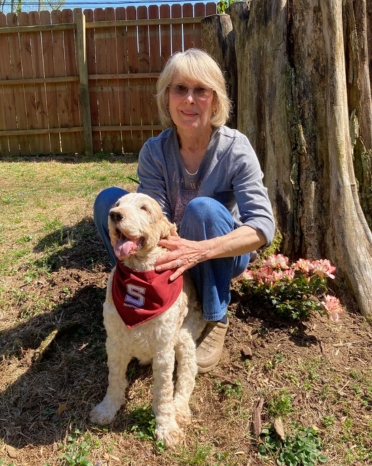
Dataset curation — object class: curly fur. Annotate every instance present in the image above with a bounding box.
[90,193,205,447]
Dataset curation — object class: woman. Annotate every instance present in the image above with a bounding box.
[94,49,275,373]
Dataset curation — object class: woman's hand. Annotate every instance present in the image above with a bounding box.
[155,236,209,281]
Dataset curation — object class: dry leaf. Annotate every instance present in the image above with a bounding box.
[57,404,67,415]
[6,445,18,458]
[273,418,286,441]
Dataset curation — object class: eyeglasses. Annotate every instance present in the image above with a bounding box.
[168,84,213,99]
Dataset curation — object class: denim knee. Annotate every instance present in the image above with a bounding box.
[180,197,235,240]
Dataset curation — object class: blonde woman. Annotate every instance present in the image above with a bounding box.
[94,49,275,373]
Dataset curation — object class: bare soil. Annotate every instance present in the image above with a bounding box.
[1,196,371,465]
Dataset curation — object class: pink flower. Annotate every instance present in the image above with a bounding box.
[321,295,344,322]
[255,266,274,284]
[282,268,295,280]
[312,260,336,279]
[293,259,314,274]
[263,254,290,270]
[241,269,255,281]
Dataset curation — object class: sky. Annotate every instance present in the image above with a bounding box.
[1,0,208,14]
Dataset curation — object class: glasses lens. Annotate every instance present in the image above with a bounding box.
[169,84,212,99]
[170,84,188,95]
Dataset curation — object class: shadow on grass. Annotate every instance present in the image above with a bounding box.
[32,217,112,273]
[0,218,152,450]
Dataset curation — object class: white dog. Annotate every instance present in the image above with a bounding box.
[90,193,206,447]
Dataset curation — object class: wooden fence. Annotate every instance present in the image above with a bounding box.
[0,3,217,156]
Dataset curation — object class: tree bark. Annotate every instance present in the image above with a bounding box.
[343,0,372,228]
[201,13,238,128]
[203,0,372,317]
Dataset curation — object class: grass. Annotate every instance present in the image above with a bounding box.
[1,154,372,465]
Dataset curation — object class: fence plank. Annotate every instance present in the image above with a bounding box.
[94,8,110,153]
[64,9,83,154]
[149,5,162,134]
[126,5,142,153]
[171,4,182,54]
[138,6,152,145]
[160,4,171,70]
[116,6,128,153]
[52,9,72,154]
[40,10,60,153]
[18,12,35,155]
[84,9,101,153]
[105,7,121,154]
[194,3,206,49]
[75,10,93,156]
[206,2,217,16]
[29,11,51,154]
[183,3,195,50]
[7,12,30,155]
[0,13,12,155]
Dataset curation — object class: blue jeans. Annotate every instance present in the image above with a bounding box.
[93,187,250,321]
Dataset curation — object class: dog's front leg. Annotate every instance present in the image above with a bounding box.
[152,348,183,448]
[90,333,131,425]
[173,328,198,428]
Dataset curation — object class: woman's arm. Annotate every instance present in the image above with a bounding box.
[155,225,266,281]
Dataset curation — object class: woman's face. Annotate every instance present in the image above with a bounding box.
[168,72,216,136]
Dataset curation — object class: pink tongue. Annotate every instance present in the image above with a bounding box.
[114,236,140,258]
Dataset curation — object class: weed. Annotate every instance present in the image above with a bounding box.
[214,379,243,399]
[58,429,94,466]
[322,415,335,428]
[267,389,293,417]
[258,423,328,465]
[171,443,212,465]
[129,405,165,452]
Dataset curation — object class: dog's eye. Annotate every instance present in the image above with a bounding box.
[140,205,150,213]
[114,201,119,207]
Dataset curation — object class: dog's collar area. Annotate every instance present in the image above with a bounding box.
[112,261,183,328]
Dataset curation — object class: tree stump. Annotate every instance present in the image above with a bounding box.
[202,0,372,317]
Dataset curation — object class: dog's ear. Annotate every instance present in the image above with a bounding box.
[159,217,179,239]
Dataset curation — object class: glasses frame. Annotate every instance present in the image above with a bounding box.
[168,84,214,100]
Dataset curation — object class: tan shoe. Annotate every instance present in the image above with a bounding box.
[196,319,229,373]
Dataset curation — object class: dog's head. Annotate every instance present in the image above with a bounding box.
[108,193,178,260]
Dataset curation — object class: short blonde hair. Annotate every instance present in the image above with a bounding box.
[156,49,231,128]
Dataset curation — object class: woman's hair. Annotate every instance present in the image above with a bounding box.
[156,48,231,128]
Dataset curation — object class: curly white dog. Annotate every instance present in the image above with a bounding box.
[90,193,206,447]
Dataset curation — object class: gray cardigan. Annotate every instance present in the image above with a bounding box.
[137,126,275,246]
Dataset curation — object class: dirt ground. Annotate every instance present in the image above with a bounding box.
[1,215,372,465]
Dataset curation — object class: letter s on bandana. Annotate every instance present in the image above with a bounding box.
[112,261,184,328]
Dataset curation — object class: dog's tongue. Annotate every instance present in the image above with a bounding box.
[114,236,141,258]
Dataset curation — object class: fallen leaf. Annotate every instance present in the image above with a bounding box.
[57,404,67,415]
[274,418,285,441]
[6,445,18,458]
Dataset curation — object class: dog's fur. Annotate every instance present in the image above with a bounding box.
[90,193,205,447]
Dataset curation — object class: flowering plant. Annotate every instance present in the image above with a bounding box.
[240,255,343,322]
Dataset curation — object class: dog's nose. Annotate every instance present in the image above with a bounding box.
[109,211,123,223]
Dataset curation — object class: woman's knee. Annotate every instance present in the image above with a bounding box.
[94,187,128,219]
[184,197,231,222]
[180,197,235,240]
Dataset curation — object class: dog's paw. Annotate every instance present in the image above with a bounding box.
[174,404,192,427]
[155,423,184,448]
[90,400,119,425]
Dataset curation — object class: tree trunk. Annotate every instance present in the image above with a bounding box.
[343,0,372,228]
[202,0,372,317]
[201,13,238,128]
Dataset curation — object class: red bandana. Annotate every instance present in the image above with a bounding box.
[112,261,184,328]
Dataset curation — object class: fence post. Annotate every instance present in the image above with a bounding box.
[76,12,93,156]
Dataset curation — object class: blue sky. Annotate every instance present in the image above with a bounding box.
[2,0,209,14]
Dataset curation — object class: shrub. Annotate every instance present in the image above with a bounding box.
[240,255,344,322]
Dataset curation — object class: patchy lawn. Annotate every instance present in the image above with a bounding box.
[0,155,371,466]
